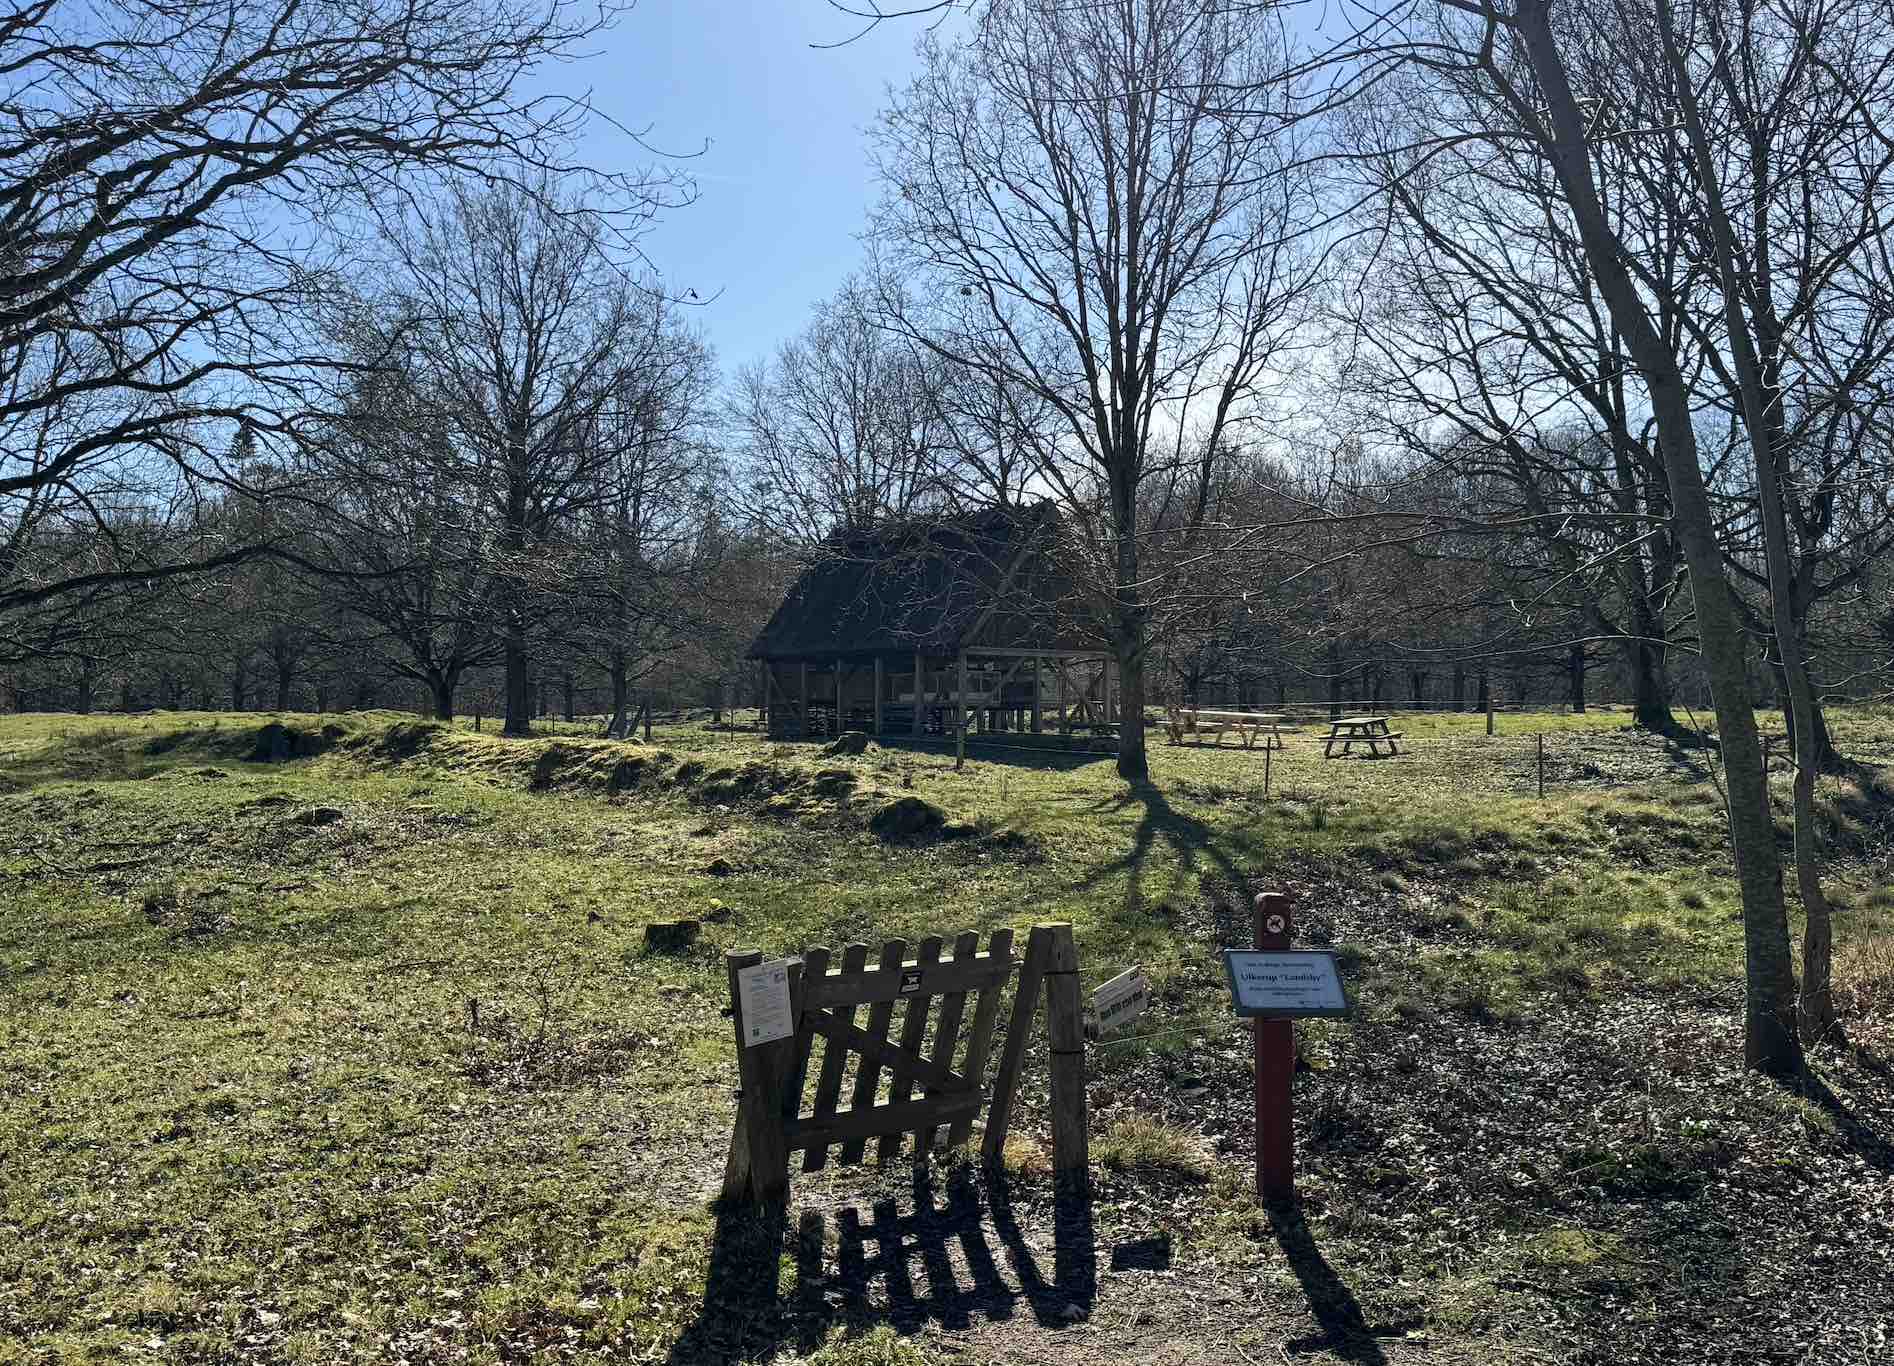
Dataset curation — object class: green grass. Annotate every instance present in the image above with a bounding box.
[3,706,1892,1361]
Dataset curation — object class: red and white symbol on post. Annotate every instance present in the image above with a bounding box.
[1265,913,1286,935]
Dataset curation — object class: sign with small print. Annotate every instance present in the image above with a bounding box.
[1223,950,1349,1019]
[899,968,924,995]
[1088,965,1150,1037]
[737,958,795,1047]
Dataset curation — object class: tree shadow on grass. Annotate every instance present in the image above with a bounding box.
[665,1167,1097,1364]
[1072,780,1253,932]
[1797,1069,1894,1174]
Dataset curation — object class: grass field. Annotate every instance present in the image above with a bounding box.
[3,707,1891,1364]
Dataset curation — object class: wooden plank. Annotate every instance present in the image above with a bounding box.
[981,924,1051,1165]
[720,949,763,1201]
[803,1008,971,1093]
[877,935,942,1164]
[838,939,904,1166]
[1043,923,1089,1190]
[804,950,1013,1008]
[790,945,829,1119]
[786,1091,982,1151]
[912,651,924,736]
[948,927,1013,1148]
[802,943,862,1172]
[873,657,883,735]
[916,930,980,1154]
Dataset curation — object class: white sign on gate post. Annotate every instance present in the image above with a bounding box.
[1087,965,1150,1038]
[737,958,795,1047]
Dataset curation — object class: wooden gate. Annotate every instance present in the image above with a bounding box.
[722,923,1087,1204]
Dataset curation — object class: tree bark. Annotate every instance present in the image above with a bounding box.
[1568,641,1586,713]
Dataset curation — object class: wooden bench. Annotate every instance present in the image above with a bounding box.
[1167,708,1294,750]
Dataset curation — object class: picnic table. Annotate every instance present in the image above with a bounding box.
[1323,715,1403,758]
[1166,707,1294,750]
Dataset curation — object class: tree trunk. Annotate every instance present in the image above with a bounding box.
[230,658,247,712]
[1111,461,1149,783]
[1411,671,1425,705]
[1327,639,1343,721]
[430,671,458,721]
[1476,670,1490,716]
[1515,0,1800,1074]
[606,661,630,738]
[1452,662,1467,712]
[562,672,575,723]
[502,615,531,736]
[1626,638,1677,733]
[1116,630,1148,782]
[275,668,293,713]
[1569,641,1586,713]
[77,660,96,715]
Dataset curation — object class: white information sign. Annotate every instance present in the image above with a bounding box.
[737,958,795,1047]
[1223,950,1349,1019]
[1088,965,1150,1037]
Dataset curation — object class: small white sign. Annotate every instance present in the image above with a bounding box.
[737,958,795,1047]
[1223,950,1349,1019]
[1089,965,1150,1037]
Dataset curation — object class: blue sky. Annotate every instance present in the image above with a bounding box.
[567,1,947,376]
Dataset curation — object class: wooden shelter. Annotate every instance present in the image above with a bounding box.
[748,507,1118,741]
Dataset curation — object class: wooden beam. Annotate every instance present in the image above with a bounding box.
[1031,655,1043,733]
[785,1092,982,1151]
[873,656,883,736]
[802,946,1014,1007]
[802,1008,972,1093]
[799,661,809,738]
[982,925,1050,1164]
[912,651,924,736]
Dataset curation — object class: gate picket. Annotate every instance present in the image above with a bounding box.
[877,935,943,1163]
[803,942,867,1172]
[836,939,905,1166]
[915,930,979,1154]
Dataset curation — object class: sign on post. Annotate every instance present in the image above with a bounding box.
[1222,951,1349,1019]
[737,958,795,1047]
[1086,965,1150,1038]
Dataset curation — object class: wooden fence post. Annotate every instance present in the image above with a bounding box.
[1254,893,1294,1203]
[1042,922,1089,1190]
[722,950,801,1206]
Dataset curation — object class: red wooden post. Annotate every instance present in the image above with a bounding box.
[1254,891,1294,1203]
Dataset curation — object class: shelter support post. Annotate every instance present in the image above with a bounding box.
[956,651,968,769]
[874,657,883,735]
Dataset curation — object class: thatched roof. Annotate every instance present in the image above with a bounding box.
[747,504,1090,660]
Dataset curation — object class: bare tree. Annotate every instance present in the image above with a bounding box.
[561,304,723,736]
[733,278,949,543]
[1360,0,1802,1073]
[872,0,1321,781]
[380,181,670,736]
[0,0,684,650]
